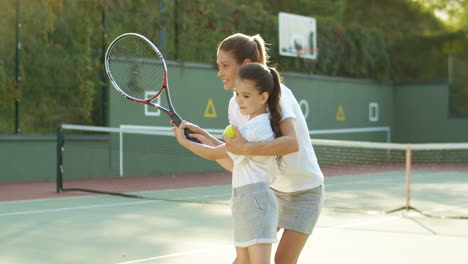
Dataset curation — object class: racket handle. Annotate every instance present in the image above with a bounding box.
[170,113,183,126]
[170,113,200,143]
[184,128,200,143]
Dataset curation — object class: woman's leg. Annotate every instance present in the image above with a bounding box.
[273,186,323,263]
[233,246,250,264]
[248,243,272,264]
[274,229,309,264]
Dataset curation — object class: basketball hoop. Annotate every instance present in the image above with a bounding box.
[279,12,318,60]
[296,49,302,58]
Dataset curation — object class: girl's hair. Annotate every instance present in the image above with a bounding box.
[218,33,269,65]
[238,63,283,166]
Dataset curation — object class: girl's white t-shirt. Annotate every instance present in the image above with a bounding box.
[227,113,277,189]
[228,84,324,193]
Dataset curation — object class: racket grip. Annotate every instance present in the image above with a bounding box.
[170,113,200,143]
[184,128,200,143]
[170,113,183,126]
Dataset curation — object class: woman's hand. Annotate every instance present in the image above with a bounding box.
[223,126,249,155]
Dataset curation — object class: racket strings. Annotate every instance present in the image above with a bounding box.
[107,35,165,101]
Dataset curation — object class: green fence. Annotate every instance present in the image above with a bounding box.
[110,61,394,142]
[1,64,467,183]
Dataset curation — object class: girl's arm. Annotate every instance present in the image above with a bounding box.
[173,124,230,160]
[215,158,233,172]
[175,121,233,172]
[182,121,225,147]
[187,133,234,172]
[223,117,299,156]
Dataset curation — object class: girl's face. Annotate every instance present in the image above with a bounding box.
[216,50,243,90]
[234,78,268,119]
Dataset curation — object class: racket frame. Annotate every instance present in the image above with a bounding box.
[104,33,183,126]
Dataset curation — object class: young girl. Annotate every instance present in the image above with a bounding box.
[174,63,283,264]
[173,33,324,264]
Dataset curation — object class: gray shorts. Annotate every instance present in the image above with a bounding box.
[231,182,279,247]
[272,185,323,235]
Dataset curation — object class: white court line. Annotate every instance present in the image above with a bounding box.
[427,202,468,213]
[0,200,157,216]
[111,202,468,264]
[0,185,232,204]
[326,179,400,186]
[114,245,233,264]
[112,214,405,264]
[318,216,403,232]
[115,213,408,264]
[0,193,230,217]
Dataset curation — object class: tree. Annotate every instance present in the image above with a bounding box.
[411,0,468,30]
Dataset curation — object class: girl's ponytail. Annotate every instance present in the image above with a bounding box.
[267,67,283,167]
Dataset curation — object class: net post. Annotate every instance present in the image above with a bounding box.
[119,128,123,177]
[56,125,65,193]
[405,144,412,211]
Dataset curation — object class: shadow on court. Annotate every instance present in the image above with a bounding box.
[1,185,468,264]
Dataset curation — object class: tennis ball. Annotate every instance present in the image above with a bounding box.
[223,125,236,139]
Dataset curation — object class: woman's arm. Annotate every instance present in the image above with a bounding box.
[224,117,299,156]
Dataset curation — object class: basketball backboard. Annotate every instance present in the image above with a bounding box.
[279,12,317,60]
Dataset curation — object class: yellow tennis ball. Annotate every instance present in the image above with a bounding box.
[223,125,236,139]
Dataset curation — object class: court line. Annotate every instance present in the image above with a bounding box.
[114,245,233,264]
[0,185,232,204]
[0,200,157,216]
[112,214,406,264]
[426,202,468,213]
[114,203,468,264]
[320,215,403,231]
[0,193,230,217]
[0,194,114,204]
[2,193,466,218]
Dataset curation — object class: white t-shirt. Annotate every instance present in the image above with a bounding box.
[227,113,277,189]
[228,84,324,192]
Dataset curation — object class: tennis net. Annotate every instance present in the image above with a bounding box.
[314,139,468,218]
[57,124,468,218]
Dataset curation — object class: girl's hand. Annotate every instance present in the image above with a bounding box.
[172,122,189,144]
[190,134,215,146]
[173,120,203,134]
[172,120,212,146]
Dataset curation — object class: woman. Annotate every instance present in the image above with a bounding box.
[174,33,324,264]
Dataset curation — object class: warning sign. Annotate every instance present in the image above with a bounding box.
[336,104,346,121]
[204,98,217,118]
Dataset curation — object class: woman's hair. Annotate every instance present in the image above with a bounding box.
[218,33,269,65]
[238,63,283,166]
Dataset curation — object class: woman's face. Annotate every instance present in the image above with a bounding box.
[216,50,243,90]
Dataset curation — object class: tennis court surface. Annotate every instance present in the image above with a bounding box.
[1,168,468,264]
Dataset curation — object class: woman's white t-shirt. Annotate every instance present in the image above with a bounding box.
[228,84,324,192]
[227,113,277,189]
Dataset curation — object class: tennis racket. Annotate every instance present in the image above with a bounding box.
[105,33,197,142]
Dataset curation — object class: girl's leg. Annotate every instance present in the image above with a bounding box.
[248,243,272,264]
[274,229,309,264]
[233,247,250,264]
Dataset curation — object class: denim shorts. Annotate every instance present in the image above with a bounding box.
[231,182,279,247]
[272,185,323,235]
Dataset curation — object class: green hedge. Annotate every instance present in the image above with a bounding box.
[0,0,466,134]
